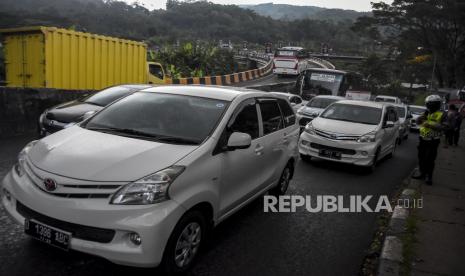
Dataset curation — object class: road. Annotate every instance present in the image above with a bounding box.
[0,132,418,276]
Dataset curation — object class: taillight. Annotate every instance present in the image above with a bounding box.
[273,62,276,69]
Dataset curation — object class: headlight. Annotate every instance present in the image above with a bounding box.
[14,140,38,176]
[110,166,185,205]
[297,109,304,115]
[304,123,316,135]
[357,132,376,143]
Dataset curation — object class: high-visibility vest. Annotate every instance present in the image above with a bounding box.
[419,111,444,139]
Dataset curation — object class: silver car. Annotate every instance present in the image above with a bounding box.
[392,104,411,143]
[296,95,345,128]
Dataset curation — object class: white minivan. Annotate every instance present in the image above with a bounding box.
[1,86,300,272]
[299,100,399,171]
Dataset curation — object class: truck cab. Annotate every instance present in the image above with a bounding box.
[147,62,166,84]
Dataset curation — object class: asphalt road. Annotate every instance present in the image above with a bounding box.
[0,133,418,276]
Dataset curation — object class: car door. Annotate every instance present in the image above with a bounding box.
[218,98,267,217]
[381,107,396,154]
[256,98,287,187]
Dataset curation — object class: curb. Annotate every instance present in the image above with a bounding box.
[377,176,422,276]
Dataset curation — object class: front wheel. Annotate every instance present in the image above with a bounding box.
[162,210,206,274]
[366,148,380,173]
[269,163,293,196]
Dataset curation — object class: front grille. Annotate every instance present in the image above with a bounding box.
[314,129,359,141]
[16,201,115,243]
[24,162,121,199]
[310,143,356,155]
[299,117,313,126]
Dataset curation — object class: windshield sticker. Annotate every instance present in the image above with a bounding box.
[310,73,336,83]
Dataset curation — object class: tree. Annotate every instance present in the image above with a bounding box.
[355,0,465,88]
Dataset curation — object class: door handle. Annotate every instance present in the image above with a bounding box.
[255,144,264,155]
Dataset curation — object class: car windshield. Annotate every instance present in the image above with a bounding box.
[409,106,426,115]
[84,92,229,144]
[306,98,339,109]
[375,97,395,103]
[84,86,133,106]
[395,106,406,118]
[321,103,382,125]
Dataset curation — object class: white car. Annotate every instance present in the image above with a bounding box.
[296,95,345,128]
[392,104,411,143]
[271,92,306,112]
[374,95,402,104]
[408,105,427,130]
[1,86,300,272]
[299,100,399,171]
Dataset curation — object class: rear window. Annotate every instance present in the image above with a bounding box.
[275,50,297,57]
[85,86,132,106]
[375,97,396,103]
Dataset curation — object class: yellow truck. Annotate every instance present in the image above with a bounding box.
[0,26,166,90]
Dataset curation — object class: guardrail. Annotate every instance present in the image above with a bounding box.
[165,54,273,85]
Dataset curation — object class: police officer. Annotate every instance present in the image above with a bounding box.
[412,95,448,185]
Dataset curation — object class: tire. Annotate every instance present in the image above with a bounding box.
[404,134,409,140]
[269,163,293,196]
[398,136,402,145]
[300,154,312,163]
[162,210,207,274]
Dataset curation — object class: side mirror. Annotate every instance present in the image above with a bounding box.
[407,113,413,119]
[384,121,395,128]
[82,110,97,121]
[227,132,251,150]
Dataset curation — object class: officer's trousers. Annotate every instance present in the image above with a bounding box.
[417,137,440,177]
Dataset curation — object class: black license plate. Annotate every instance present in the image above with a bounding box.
[319,149,342,160]
[25,219,71,251]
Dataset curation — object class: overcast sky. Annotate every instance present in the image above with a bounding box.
[127,0,392,12]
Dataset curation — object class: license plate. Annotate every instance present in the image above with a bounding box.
[25,219,71,251]
[319,149,341,160]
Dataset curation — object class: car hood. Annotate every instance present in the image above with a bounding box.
[312,117,378,135]
[28,126,198,182]
[300,106,324,115]
[46,101,103,123]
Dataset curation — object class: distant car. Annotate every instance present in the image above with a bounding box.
[299,100,400,171]
[38,84,151,136]
[408,105,427,131]
[374,95,402,104]
[296,95,345,128]
[271,92,306,112]
[392,104,411,143]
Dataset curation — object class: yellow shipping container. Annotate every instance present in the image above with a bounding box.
[0,26,148,90]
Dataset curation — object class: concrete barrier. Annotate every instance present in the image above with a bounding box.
[0,87,92,138]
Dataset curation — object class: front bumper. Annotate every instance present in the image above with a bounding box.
[299,131,378,166]
[1,169,186,267]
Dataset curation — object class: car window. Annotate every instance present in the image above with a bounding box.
[85,92,229,144]
[388,109,398,121]
[228,99,259,139]
[259,99,283,135]
[277,99,296,127]
[291,96,302,104]
[84,86,132,106]
[321,103,382,125]
[395,106,406,118]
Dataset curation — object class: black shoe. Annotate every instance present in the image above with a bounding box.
[425,175,433,185]
[412,172,426,180]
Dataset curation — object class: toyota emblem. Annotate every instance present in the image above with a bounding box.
[43,178,57,191]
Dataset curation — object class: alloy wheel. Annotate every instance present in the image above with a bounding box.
[174,222,202,268]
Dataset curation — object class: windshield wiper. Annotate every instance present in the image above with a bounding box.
[322,117,376,125]
[87,126,199,144]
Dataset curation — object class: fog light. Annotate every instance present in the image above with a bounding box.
[301,140,310,146]
[129,233,142,245]
[361,151,369,156]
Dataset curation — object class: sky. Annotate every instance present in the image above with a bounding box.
[126,0,392,12]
